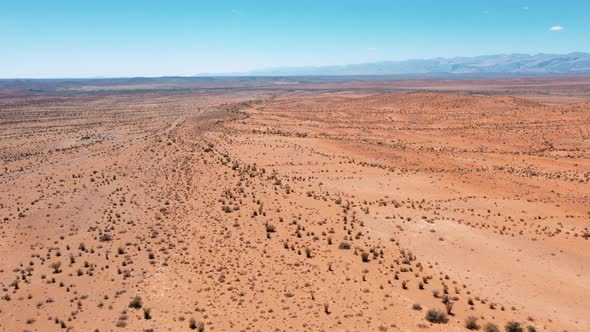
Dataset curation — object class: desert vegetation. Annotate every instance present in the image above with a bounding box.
[0,78,588,331]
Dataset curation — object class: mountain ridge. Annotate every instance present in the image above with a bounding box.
[242,52,590,76]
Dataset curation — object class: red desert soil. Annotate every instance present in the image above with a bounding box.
[0,86,588,331]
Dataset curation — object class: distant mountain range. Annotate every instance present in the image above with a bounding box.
[243,53,590,76]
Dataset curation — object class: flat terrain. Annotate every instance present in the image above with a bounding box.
[0,78,589,331]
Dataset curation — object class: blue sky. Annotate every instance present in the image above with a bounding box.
[1,0,588,78]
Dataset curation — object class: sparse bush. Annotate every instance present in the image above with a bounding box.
[143,307,151,320]
[99,234,112,242]
[425,308,448,324]
[412,303,422,310]
[10,279,19,290]
[505,321,523,332]
[361,251,370,262]
[51,261,61,274]
[338,242,351,250]
[465,316,479,330]
[128,296,142,309]
[189,319,205,332]
[483,322,500,332]
[445,301,454,315]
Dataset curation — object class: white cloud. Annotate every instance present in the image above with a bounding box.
[367,47,378,51]
[549,26,564,31]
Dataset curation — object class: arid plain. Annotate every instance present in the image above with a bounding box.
[0,78,589,332]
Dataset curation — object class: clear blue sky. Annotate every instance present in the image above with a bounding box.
[1,0,587,78]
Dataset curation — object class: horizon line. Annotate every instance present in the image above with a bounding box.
[2,51,590,80]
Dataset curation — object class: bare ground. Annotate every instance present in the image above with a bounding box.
[0,80,589,331]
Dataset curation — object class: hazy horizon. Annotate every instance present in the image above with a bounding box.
[1,0,589,78]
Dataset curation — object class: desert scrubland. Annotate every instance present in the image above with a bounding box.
[0,78,589,331]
